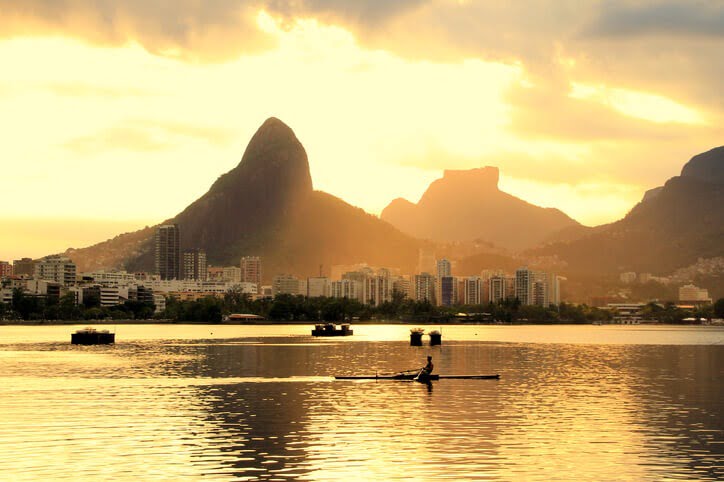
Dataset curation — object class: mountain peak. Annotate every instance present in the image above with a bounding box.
[681,146,724,185]
[441,166,499,190]
[237,118,312,189]
[381,166,579,249]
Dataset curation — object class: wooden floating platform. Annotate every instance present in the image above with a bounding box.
[334,374,500,380]
[312,323,353,337]
[71,328,115,345]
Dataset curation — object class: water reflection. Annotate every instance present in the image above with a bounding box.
[0,326,721,480]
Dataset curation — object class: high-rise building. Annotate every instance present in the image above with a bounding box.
[365,275,392,306]
[464,277,482,305]
[438,276,457,306]
[414,273,436,303]
[182,249,207,281]
[489,276,507,304]
[417,248,436,275]
[515,267,533,305]
[532,275,548,307]
[34,256,77,286]
[13,257,35,276]
[155,224,180,280]
[549,274,563,306]
[241,256,262,285]
[0,261,12,278]
[342,270,371,303]
[392,276,412,300]
[436,258,452,277]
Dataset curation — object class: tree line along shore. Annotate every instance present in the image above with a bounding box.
[2,288,723,325]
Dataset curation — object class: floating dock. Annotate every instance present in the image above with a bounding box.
[312,323,353,336]
[71,327,115,345]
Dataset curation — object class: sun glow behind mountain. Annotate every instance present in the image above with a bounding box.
[0,3,722,259]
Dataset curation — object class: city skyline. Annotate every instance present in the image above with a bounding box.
[2,2,723,260]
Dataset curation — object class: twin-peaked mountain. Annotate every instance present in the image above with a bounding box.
[381,167,580,250]
[63,117,723,287]
[66,118,420,278]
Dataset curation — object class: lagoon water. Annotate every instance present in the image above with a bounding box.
[1,324,722,480]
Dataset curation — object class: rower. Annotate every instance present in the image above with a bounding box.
[416,355,434,380]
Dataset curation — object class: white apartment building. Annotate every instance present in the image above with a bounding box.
[272,274,300,297]
[414,273,436,303]
[307,277,331,297]
[489,276,507,304]
[330,279,363,302]
[35,256,76,286]
[83,270,138,286]
[679,284,711,303]
[464,277,482,305]
[365,275,392,306]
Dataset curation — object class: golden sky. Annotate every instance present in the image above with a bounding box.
[1,1,723,260]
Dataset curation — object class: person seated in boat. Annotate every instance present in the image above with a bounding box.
[419,356,434,376]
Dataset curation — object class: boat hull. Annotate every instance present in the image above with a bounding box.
[334,374,499,381]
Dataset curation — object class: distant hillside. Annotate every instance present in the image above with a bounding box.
[66,118,420,279]
[381,167,580,251]
[534,147,724,275]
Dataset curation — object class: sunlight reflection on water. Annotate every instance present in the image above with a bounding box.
[0,325,722,480]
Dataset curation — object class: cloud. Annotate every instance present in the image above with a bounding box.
[583,1,724,38]
[3,1,722,112]
[0,0,276,61]
[41,82,154,98]
[63,120,236,155]
[507,82,701,142]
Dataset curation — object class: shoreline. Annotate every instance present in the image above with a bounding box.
[1,320,720,327]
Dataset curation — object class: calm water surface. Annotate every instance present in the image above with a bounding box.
[0,324,722,480]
